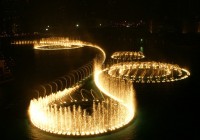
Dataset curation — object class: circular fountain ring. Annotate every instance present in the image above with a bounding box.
[34,44,84,50]
[111,51,145,60]
[107,61,190,83]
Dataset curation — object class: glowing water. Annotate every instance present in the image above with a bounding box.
[111,51,145,60]
[107,61,190,83]
[28,37,135,136]
[29,77,135,135]
[24,37,190,137]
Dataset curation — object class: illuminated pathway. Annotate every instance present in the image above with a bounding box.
[13,37,190,136]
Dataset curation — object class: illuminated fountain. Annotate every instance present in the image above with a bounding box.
[11,40,38,45]
[111,51,145,60]
[28,37,135,136]
[10,37,189,137]
[107,61,190,83]
[29,85,135,136]
[29,67,136,135]
[108,51,190,83]
[34,37,85,50]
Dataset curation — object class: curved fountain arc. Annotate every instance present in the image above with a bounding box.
[21,37,190,136]
[28,37,135,136]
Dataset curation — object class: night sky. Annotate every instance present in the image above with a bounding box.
[0,0,200,33]
[22,0,198,20]
[25,0,200,18]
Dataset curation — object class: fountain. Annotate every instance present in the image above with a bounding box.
[111,51,145,60]
[11,37,190,136]
[107,61,190,83]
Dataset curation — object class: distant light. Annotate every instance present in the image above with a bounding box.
[46,28,48,31]
[140,38,143,42]
[140,46,144,52]
[47,25,50,28]
[99,24,102,26]
[76,24,79,27]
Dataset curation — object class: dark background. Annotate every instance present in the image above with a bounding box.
[0,0,199,35]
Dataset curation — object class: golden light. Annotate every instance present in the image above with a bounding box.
[11,37,190,137]
[27,37,135,136]
[107,61,190,83]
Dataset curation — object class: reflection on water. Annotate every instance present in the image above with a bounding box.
[28,118,138,140]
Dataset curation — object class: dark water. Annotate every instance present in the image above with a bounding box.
[0,35,199,140]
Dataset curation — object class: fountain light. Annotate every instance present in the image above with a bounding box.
[28,39,135,136]
[111,51,145,60]
[26,38,190,137]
